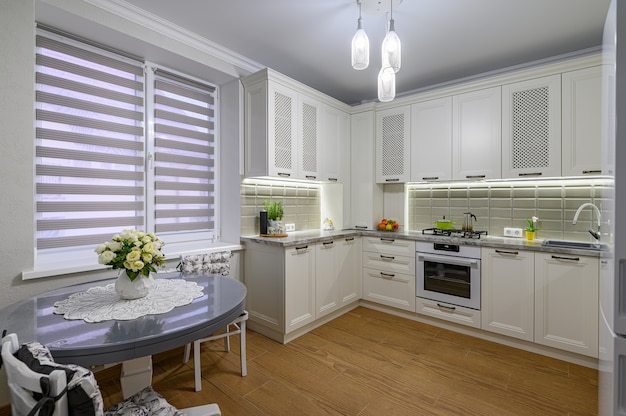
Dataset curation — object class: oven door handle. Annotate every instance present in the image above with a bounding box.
[417,253,479,268]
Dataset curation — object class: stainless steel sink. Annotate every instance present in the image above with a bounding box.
[541,239,608,251]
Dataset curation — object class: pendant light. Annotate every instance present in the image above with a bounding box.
[351,0,369,70]
[381,1,401,72]
[377,66,395,102]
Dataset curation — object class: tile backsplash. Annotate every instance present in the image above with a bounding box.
[241,179,321,236]
[408,178,613,241]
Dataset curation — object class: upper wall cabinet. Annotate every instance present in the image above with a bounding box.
[320,105,350,183]
[502,75,562,178]
[452,87,502,180]
[376,106,411,183]
[243,70,322,180]
[410,97,453,182]
[562,66,603,176]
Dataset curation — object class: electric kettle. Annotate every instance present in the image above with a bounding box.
[462,212,477,231]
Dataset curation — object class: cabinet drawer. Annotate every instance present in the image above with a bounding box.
[362,252,415,275]
[416,297,481,329]
[362,268,415,312]
[363,237,416,257]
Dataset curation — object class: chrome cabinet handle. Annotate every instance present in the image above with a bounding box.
[380,272,395,278]
[345,237,355,242]
[277,172,291,177]
[295,245,308,251]
[380,238,395,242]
[437,303,456,311]
[380,255,395,260]
[322,241,334,246]
[355,225,368,229]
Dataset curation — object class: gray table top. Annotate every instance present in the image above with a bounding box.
[0,272,247,366]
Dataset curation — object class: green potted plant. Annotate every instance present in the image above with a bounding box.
[264,200,284,234]
[524,216,540,240]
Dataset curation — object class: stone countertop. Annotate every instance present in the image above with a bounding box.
[240,229,610,257]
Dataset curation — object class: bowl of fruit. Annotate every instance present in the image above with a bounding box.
[377,219,399,231]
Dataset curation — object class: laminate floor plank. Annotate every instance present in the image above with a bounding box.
[95,306,599,415]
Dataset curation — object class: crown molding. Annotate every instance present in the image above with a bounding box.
[82,0,264,76]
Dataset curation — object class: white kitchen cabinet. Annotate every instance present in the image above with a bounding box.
[338,236,362,308]
[315,239,340,318]
[316,236,362,319]
[410,97,453,182]
[415,297,482,329]
[452,87,502,180]
[350,110,383,230]
[244,241,316,340]
[242,69,320,180]
[562,66,603,176]
[320,105,350,182]
[376,106,411,183]
[534,252,599,358]
[502,74,561,178]
[481,248,535,342]
[362,237,415,312]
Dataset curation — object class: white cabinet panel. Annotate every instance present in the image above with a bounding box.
[320,105,349,182]
[284,244,316,332]
[411,97,453,181]
[452,87,502,180]
[502,74,561,178]
[376,106,411,183]
[534,252,599,358]
[481,248,534,341]
[350,110,383,230]
[562,66,603,176]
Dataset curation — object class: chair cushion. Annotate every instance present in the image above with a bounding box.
[103,386,183,416]
[179,252,231,276]
[15,342,104,416]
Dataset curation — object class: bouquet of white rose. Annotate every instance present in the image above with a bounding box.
[95,229,166,281]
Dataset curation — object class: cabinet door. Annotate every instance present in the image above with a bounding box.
[411,97,452,181]
[350,111,383,230]
[315,240,340,318]
[362,268,416,312]
[376,106,411,183]
[481,248,534,341]
[298,95,321,180]
[452,87,502,180]
[268,82,298,178]
[562,66,603,176]
[285,245,316,333]
[320,105,349,182]
[534,252,599,357]
[502,75,561,178]
[338,236,362,307]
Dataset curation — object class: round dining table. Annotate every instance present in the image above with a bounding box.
[0,272,247,367]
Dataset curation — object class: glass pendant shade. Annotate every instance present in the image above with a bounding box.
[351,18,369,70]
[377,66,396,102]
[381,18,401,72]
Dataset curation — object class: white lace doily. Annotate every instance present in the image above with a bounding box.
[53,279,204,323]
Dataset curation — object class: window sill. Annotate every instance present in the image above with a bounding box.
[22,241,245,280]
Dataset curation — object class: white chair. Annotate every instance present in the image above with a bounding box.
[1,333,221,416]
[178,252,248,392]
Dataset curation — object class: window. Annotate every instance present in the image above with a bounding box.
[35,30,217,261]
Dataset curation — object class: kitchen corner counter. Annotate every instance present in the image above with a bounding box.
[240,229,609,257]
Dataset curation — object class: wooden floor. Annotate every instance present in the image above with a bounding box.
[96,307,598,415]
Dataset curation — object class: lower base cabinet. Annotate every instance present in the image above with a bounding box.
[534,252,599,358]
[481,248,599,358]
[316,236,362,319]
[361,237,416,312]
[481,248,534,341]
[244,236,361,342]
[244,241,315,336]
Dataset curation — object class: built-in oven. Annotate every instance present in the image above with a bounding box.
[416,241,481,310]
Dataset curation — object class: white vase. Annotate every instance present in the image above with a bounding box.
[115,270,154,300]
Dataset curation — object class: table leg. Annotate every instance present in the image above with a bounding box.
[120,355,153,398]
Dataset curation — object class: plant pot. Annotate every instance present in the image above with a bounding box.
[267,220,284,235]
[115,270,154,300]
[525,231,536,240]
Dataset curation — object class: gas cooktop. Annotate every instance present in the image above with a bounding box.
[421,228,488,239]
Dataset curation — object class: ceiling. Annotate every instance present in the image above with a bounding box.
[43,0,612,106]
